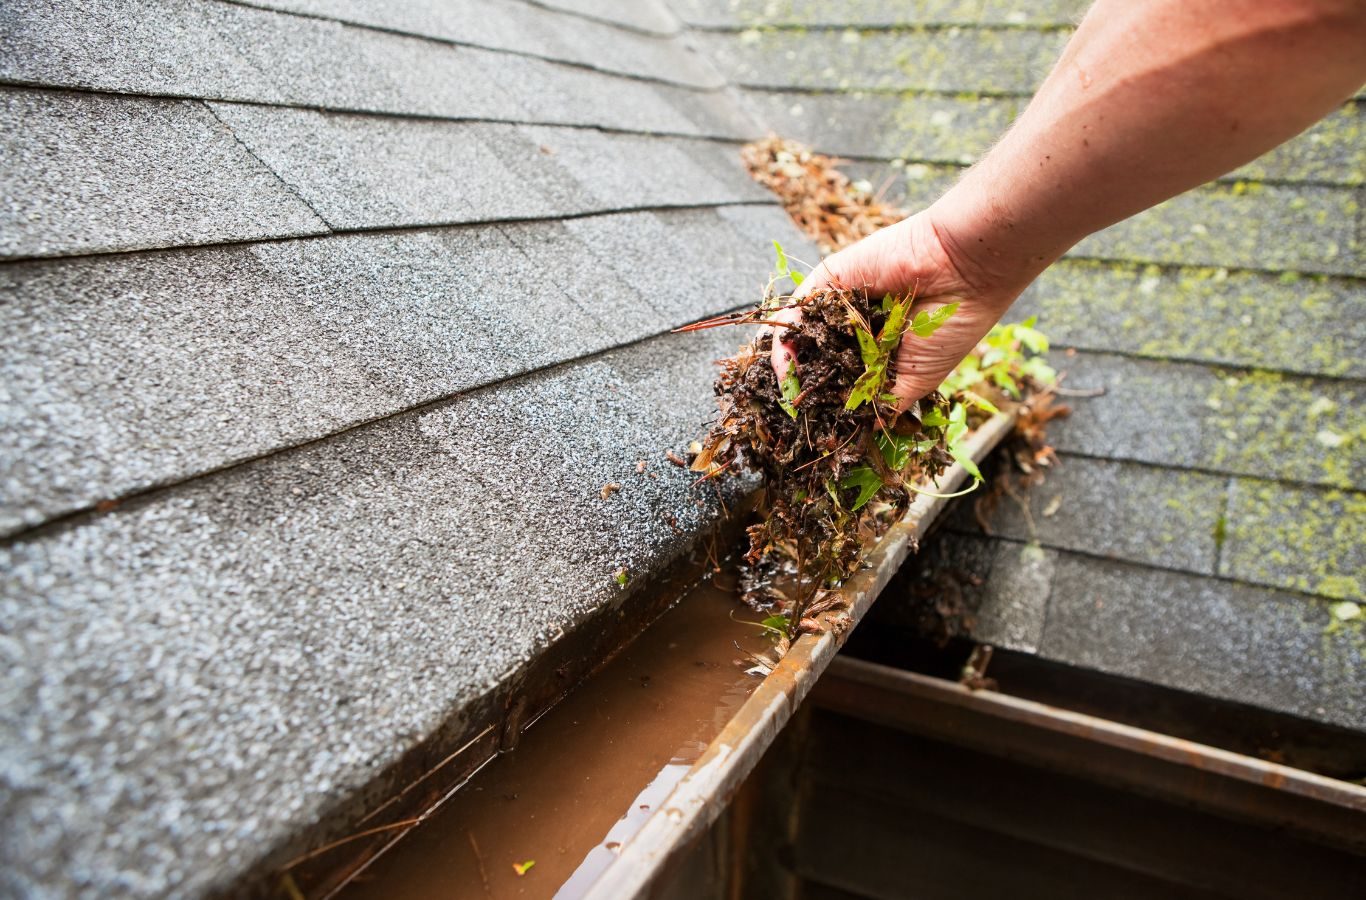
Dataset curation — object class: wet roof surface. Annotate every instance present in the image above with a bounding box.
[1,1,1361,896]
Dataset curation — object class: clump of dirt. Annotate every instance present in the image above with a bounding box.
[741,136,904,254]
[684,281,962,633]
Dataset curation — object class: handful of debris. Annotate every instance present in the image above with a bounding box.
[680,249,979,635]
[683,138,1064,642]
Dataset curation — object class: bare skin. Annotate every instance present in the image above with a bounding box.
[773,0,1366,408]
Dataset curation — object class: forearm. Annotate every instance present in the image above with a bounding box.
[932,0,1366,292]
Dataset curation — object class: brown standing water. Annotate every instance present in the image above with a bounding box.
[338,569,770,899]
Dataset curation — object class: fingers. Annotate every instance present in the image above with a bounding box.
[771,256,837,380]
[768,304,802,381]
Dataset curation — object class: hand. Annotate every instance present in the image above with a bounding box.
[771,209,1029,411]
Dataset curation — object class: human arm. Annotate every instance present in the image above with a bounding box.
[775,0,1366,406]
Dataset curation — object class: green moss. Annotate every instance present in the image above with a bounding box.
[1024,260,1363,380]
[886,92,1017,164]
[1204,371,1364,489]
[1076,182,1357,274]
[1224,482,1365,601]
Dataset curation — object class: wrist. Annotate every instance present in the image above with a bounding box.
[926,165,1072,305]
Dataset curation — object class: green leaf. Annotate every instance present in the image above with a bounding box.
[839,466,884,511]
[980,347,1006,369]
[773,240,803,286]
[613,567,628,587]
[773,240,790,274]
[877,296,912,353]
[962,391,1001,415]
[949,442,983,481]
[991,369,1020,398]
[944,403,969,445]
[1021,357,1057,384]
[844,364,885,411]
[1018,325,1048,354]
[881,293,896,313]
[876,432,908,470]
[854,325,880,368]
[761,614,791,634]
[910,302,958,337]
[921,407,949,428]
[778,367,802,419]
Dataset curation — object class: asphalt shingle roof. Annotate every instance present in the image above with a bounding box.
[1,1,1360,896]
[0,1,812,895]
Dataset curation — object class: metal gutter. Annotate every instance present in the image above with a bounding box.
[813,654,1366,855]
[585,410,1018,899]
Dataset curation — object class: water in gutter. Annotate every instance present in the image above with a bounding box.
[337,570,769,899]
[330,413,1017,899]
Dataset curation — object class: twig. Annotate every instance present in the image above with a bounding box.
[281,817,425,869]
[468,830,493,898]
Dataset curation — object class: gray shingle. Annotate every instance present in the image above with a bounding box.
[738,89,1020,165]
[1222,479,1365,601]
[1,206,802,535]
[1076,182,1361,276]
[234,0,725,88]
[1039,553,1363,729]
[946,456,1227,576]
[844,159,963,211]
[693,27,1068,93]
[746,90,1363,188]
[0,0,285,102]
[670,0,1089,28]
[0,89,327,259]
[859,164,1363,274]
[1233,101,1365,187]
[1050,353,1365,490]
[0,325,751,898]
[0,0,749,138]
[549,205,816,343]
[874,532,1051,652]
[208,103,765,230]
[1012,261,1366,379]
[972,539,1055,653]
[532,0,680,34]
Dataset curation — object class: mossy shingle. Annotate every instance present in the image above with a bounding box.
[1040,553,1362,729]
[947,456,1228,576]
[1076,182,1361,275]
[1052,353,1365,490]
[695,26,1067,93]
[672,0,1089,29]
[1222,480,1365,601]
[739,89,1019,163]
[1011,260,1366,379]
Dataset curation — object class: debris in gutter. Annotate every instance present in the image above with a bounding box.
[600,482,622,500]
